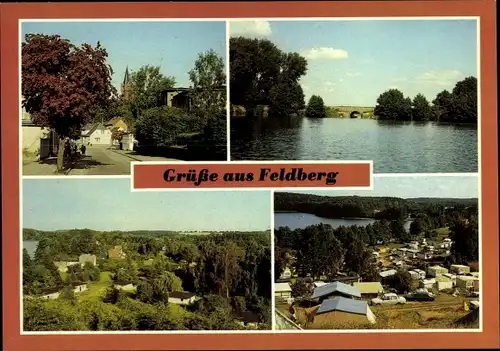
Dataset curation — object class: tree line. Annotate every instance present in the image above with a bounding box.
[230,37,307,118]
[274,192,478,220]
[23,231,271,331]
[21,33,227,172]
[374,76,477,123]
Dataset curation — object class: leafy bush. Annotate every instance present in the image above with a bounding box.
[134,106,203,148]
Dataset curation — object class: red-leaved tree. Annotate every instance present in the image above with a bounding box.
[22,33,116,172]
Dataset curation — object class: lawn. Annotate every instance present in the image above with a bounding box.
[142,259,154,267]
[373,305,469,329]
[77,271,113,302]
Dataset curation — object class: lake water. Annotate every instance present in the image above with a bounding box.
[231,117,478,173]
[23,240,39,259]
[275,212,412,231]
[274,212,377,229]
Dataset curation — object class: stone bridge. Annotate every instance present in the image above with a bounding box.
[333,106,375,118]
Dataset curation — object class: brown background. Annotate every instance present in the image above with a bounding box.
[1,1,498,350]
[133,163,371,188]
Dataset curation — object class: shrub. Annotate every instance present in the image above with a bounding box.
[134,106,203,148]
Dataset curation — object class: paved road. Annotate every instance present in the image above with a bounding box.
[23,145,181,176]
[69,145,132,175]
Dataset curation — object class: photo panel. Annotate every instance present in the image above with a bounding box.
[21,178,272,332]
[21,20,229,177]
[273,174,480,331]
[228,19,479,174]
[2,1,498,350]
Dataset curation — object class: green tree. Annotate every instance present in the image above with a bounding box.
[290,279,311,298]
[103,285,122,304]
[432,90,453,121]
[432,77,477,123]
[386,270,412,294]
[82,261,100,282]
[274,245,288,279]
[410,218,426,237]
[269,81,305,117]
[60,285,76,303]
[188,49,227,124]
[128,65,176,118]
[23,299,85,331]
[187,50,227,161]
[374,89,412,121]
[23,249,34,293]
[450,76,477,123]
[229,37,307,116]
[391,218,411,242]
[449,219,478,263]
[412,93,432,121]
[136,279,155,304]
[305,95,327,118]
[189,295,239,330]
[70,229,97,255]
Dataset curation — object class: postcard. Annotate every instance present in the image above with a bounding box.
[1,1,498,351]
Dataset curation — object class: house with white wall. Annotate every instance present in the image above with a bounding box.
[72,283,88,294]
[168,291,197,305]
[81,122,112,145]
[79,254,97,267]
[275,282,292,300]
[41,291,61,300]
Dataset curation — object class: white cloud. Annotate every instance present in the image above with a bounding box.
[324,81,335,86]
[339,78,344,82]
[345,72,361,77]
[301,47,348,60]
[229,20,272,38]
[302,85,310,91]
[415,69,465,86]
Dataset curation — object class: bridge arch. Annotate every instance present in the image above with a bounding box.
[350,111,361,118]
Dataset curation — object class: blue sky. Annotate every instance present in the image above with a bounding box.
[281,175,478,198]
[22,21,227,90]
[230,19,478,106]
[23,179,270,231]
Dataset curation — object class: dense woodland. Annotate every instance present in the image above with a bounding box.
[23,230,271,331]
[374,77,478,123]
[275,192,478,220]
[275,194,479,285]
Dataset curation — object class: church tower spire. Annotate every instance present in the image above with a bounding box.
[121,66,131,100]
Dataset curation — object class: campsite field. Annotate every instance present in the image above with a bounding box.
[276,293,478,330]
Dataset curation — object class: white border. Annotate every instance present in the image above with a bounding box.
[225,20,231,162]
[19,16,482,335]
[129,160,374,192]
[270,190,277,331]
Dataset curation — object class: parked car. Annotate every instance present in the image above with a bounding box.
[371,293,406,305]
[469,300,480,310]
[405,290,436,301]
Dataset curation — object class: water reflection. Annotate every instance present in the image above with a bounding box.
[230,117,477,173]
